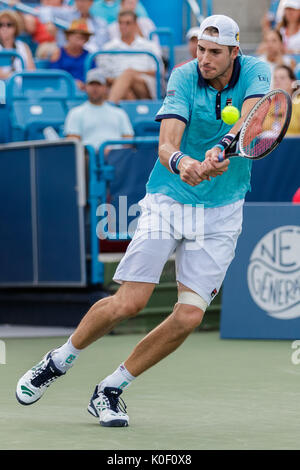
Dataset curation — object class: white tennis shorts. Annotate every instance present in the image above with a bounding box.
[113,193,244,305]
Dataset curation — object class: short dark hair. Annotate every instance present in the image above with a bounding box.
[203,26,219,35]
[118,10,137,22]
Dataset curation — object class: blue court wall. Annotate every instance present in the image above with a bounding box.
[246,137,300,203]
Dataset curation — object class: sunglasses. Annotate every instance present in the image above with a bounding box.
[0,23,15,28]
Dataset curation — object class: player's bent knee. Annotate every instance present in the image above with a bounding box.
[175,291,208,331]
[173,304,205,332]
[113,296,146,320]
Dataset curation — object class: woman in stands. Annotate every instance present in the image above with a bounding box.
[49,19,93,91]
[0,10,35,79]
[277,0,300,53]
[258,29,296,80]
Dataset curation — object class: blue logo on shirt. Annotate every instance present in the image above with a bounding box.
[258,74,269,82]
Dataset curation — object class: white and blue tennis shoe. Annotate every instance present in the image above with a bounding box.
[88,385,129,427]
[16,351,65,405]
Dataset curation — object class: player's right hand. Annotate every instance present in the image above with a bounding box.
[177,156,214,186]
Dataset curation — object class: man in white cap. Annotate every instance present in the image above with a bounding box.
[64,68,134,151]
[186,26,201,58]
[16,15,271,428]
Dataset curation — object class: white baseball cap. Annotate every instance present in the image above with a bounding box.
[186,27,201,40]
[198,14,240,46]
[282,0,300,9]
[86,69,106,85]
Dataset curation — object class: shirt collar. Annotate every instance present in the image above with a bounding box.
[197,56,241,90]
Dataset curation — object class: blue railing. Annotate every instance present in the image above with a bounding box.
[149,27,175,71]
[183,0,213,35]
[0,50,25,70]
[85,50,162,99]
[88,137,159,284]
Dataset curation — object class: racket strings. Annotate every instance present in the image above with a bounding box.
[241,93,288,158]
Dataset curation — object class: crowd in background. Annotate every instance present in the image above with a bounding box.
[0,0,163,101]
[259,0,300,135]
[0,0,299,143]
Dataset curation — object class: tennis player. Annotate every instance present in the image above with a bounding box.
[16,15,271,427]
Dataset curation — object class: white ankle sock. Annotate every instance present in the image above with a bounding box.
[52,336,81,372]
[99,363,135,391]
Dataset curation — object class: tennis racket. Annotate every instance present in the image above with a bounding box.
[218,89,292,162]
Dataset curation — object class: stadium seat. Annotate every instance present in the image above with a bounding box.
[10,99,66,141]
[26,121,64,140]
[5,71,80,141]
[6,70,77,101]
[119,100,162,136]
[0,50,25,69]
[34,59,51,69]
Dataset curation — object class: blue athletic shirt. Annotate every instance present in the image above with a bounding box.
[146,55,271,207]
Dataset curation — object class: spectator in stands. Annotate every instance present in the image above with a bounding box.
[39,0,109,53]
[64,68,134,152]
[277,0,300,53]
[98,10,162,103]
[273,64,300,134]
[21,0,62,60]
[258,29,296,78]
[49,19,93,90]
[186,27,200,59]
[276,0,298,23]
[261,0,281,37]
[257,0,300,55]
[108,0,158,45]
[0,10,35,79]
[91,0,148,24]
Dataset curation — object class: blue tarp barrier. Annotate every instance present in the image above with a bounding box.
[246,137,300,203]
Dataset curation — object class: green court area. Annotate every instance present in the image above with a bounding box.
[1,331,299,450]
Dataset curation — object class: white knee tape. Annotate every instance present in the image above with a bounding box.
[178,291,208,312]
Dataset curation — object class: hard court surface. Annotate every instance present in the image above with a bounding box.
[1,331,299,450]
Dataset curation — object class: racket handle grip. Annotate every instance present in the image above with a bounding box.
[218,151,225,162]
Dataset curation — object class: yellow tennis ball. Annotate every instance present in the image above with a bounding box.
[221,105,240,125]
